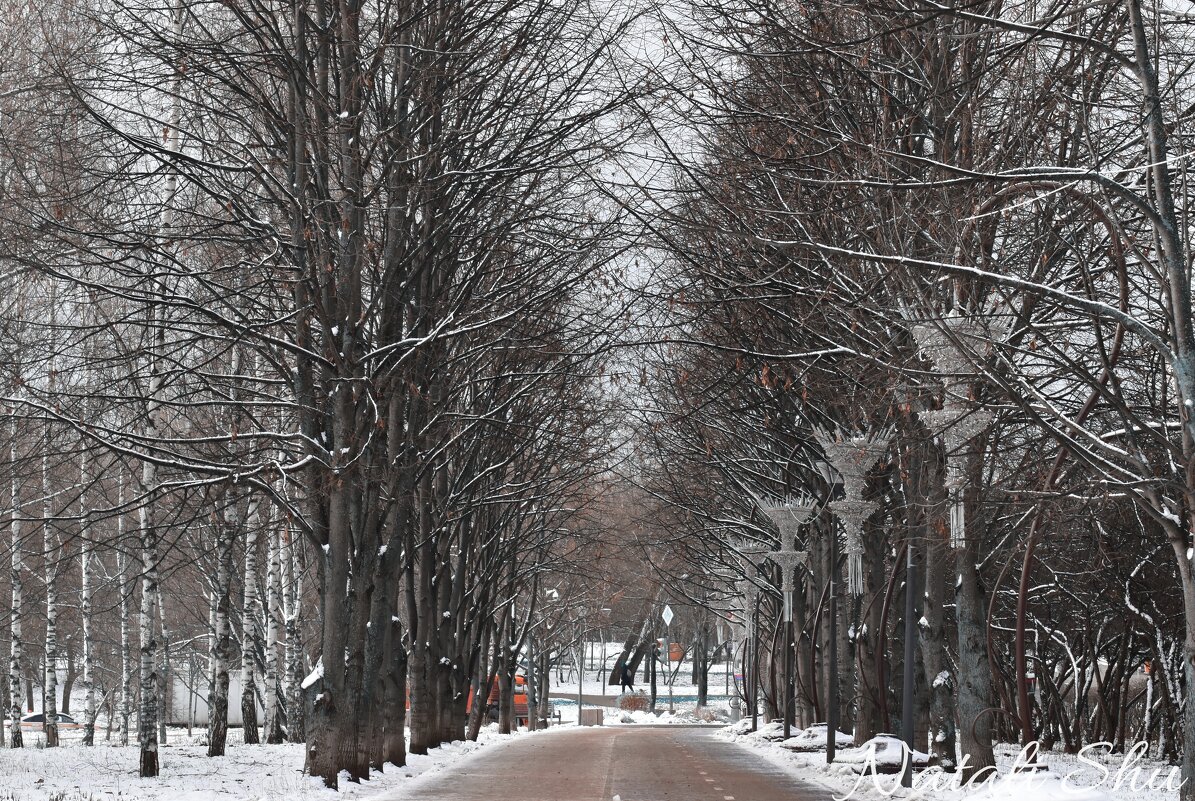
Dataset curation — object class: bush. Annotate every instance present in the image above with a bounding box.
[618,693,649,712]
[693,705,726,722]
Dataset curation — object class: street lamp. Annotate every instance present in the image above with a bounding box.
[732,535,767,732]
[757,498,816,740]
[913,316,1003,783]
[815,428,891,764]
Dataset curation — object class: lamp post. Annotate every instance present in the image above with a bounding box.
[733,536,767,732]
[732,576,761,731]
[662,604,675,713]
[913,316,1002,780]
[758,499,816,740]
[598,607,611,697]
[576,614,585,726]
[816,429,891,764]
[901,540,917,788]
[743,580,759,731]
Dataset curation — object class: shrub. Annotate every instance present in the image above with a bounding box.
[618,693,649,712]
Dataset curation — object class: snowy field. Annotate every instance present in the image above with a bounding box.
[0,724,539,801]
[721,722,1182,801]
[0,645,739,801]
[551,643,739,699]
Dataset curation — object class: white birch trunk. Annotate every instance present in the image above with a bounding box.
[282,522,304,742]
[117,476,131,747]
[241,498,261,744]
[9,416,23,748]
[42,415,59,748]
[137,0,182,774]
[80,447,96,745]
[138,500,161,776]
[156,583,169,745]
[263,516,283,743]
[207,503,233,757]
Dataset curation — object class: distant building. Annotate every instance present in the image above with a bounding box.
[168,672,264,727]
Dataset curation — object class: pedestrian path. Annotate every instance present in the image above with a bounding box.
[382,726,833,801]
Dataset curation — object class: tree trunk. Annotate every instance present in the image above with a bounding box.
[241,499,261,745]
[854,516,884,745]
[526,639,538,732]
[958,530,996,780]
[921,527,957,769]
[497,658,514,734]
[282,523,305,743]
[157,593,169,746]
[383,617,407,766]
[61,645,76,715]
[303,468,352,788]
[263,519,284,744]
[466,625,493,741]
[138,500,161,778]
[795,580,815,727]
[8,418,23,749]
[117,479,132,747]
[207,512,233,757]
[80,451,97,745]
[42,422,59,749]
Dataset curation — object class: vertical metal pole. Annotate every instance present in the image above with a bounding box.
[749,598,758,732]
[600,630,606,696]
[597,636,607,698]
[576,620,583,726]
[783,589,793,739]
[901,540,918,788]
[828,527,838,763]
[667,623,674,713]
[725,635,730,697]
[650,636,657,713]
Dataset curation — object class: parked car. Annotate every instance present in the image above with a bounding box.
[19,712,81,731]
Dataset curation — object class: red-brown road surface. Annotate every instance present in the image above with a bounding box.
[389,726,834,801]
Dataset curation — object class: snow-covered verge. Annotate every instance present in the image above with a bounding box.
[0,723,543,801]
[606,707,728,725]
[720,725,1182,801]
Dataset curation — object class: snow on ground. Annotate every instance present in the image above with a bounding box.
[605,708,725,725]
[0,723,545,801]
[720,724,1182,801]
[552,696,731,725]
[552,644,738,698]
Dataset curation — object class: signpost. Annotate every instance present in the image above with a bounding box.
[662,605,674,713]
[576,617,584,727]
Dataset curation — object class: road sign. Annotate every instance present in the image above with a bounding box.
[662,604,675,713]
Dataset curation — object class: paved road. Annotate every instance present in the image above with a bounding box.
[393,726,831,801]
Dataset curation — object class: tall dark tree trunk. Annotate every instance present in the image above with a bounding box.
[921,525,957,770]
[854,516,884,745]
[956,431,996,781]
[795,585,814,727]
[497,659,514,734]
[466,625,493,741]
[208,515,234,757]
[383,617,407,766]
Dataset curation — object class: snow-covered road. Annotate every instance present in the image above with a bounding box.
[382,725,832,801]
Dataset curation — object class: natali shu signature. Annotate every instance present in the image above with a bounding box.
[833,741,1185,801]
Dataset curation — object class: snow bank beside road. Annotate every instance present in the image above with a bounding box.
[606,708,727,725]
[0,724,536,801]
[720,726,1180,801]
